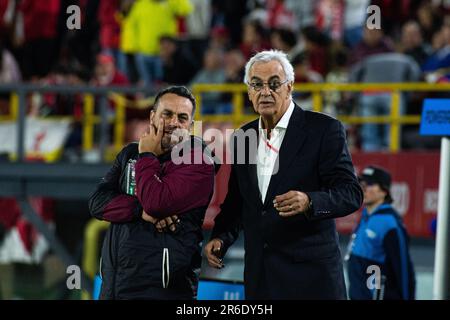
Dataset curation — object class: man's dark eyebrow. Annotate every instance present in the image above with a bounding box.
[250,76,262,82]
[268,75,282,81]
[161,108,173,113]
[162,108,190,117]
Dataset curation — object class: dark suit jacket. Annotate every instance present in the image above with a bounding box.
[211,104,363,300]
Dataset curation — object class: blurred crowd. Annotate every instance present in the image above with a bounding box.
[0,0,449,151]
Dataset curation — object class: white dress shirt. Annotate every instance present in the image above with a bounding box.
[257,101,296,202]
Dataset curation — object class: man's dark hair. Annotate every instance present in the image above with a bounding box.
[153,86,196,116]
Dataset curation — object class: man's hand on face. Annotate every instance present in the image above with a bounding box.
[139,119,164,155]
[273,190,311,217]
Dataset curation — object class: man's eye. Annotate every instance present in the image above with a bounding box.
[252,82,263,89]
[269,82,281,89]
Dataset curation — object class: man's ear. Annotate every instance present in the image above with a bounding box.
[286,81,293,99]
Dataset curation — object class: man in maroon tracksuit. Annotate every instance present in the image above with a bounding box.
[89,86,216,299]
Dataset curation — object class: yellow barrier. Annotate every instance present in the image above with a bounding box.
[113,95,126,154]
[81,219,110,300]
[83,94,95,152]
[0,93,19,121]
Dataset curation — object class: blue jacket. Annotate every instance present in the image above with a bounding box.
[346,204,416,300]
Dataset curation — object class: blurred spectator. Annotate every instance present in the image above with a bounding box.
[284,0,315,29]
[349,26,394,66]
[422,24,450,83]
[29,64,85,118]
[245,0,268,27]
[0,39,21,115]
[266,0,298,30]
[159,35,197,85]
[324,44,350,116]
[350,52,422,151]
[291,52,323,110]
[316,0,345,42]
[343,0,370,48]
[93,53,129,88]
[186,0,211,40]
[324,44,359,150]
[399,20,432,66]
[371,0,418,36]
[270,28,302,61]
[92,53,130,116]
[98,0,121,61]
[211,0,248,46]
[17,0,61,80]
[416,1,443,45]
[301,26,331,77]
[292,52,324,84]
[128,0,193,86]
[0,39,20,84]
[219,48,247,113]
[223,48,246,83]
[209,26,231,51]
[117,0,138,83]
[189,47,226,114]
[0,0,17,46]
[62,0,102,72]
[185,0,212,62]
[239,19,270,60]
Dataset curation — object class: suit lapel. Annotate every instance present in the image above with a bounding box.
[263,105,308,207]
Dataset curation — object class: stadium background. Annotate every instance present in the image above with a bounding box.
[0,0,449,299]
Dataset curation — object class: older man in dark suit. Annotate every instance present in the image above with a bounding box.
[204,50,363,300]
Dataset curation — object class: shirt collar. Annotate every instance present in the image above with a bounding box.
[258,100,295,131]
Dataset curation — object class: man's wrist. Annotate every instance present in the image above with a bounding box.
[303,194,313,214]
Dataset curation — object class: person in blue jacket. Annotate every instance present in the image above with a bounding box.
[346,165,416,300]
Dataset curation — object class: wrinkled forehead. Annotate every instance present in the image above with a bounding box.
[249,60,285,82]
[155,93,193,116]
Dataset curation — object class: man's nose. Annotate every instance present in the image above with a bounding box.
[260,84,271,95]
[168,115,180,127]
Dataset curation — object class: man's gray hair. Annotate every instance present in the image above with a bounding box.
[244,50,295,84]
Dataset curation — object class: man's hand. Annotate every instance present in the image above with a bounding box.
[142,210,180,232]
[142,210,158,223]
[139,119,164,155]
[204,238,225,269]
[273,190,311,217]
[155,215,180,233]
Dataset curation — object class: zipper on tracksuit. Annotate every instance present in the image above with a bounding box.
[162,248,170,289]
